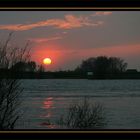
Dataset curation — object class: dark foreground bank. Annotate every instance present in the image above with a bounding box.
[1,70,140,79]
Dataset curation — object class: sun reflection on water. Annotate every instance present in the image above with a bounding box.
[42,97,55,109]
[40,97,57,128]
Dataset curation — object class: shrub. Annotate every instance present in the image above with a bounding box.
[57,98,106,129]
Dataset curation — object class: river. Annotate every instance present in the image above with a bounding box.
[15,79,140,129]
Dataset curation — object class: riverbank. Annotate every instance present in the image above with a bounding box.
[1,70,140,79]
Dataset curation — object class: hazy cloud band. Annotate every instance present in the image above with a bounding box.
[0,12,112,31]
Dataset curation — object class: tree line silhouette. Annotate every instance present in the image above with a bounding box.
[75,56,128,79]
[0,55,140,79]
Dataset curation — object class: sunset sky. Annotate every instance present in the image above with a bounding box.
[0,11,140,71]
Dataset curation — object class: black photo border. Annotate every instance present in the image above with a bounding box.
[1,0,140,139]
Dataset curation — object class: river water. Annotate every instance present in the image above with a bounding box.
[16,79,140,129]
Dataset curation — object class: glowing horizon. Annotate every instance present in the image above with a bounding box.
[0,11,140,71]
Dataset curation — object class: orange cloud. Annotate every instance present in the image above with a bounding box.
[0,14,103,31]
[29,36,63,43]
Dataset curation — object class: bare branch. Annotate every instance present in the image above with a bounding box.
[0,33,30,129]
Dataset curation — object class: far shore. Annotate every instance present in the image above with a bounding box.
[1,70,140,79]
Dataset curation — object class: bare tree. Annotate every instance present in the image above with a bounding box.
[57,98,106,129]
[37,64,45,72]
[0,33,30,129]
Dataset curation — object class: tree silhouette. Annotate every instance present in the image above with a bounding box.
[37,64,45,72]
[11,61,36,72]
[11,61,27,72]
[27,61,36,72]
[75,56,127,78]
[0,33,30,129]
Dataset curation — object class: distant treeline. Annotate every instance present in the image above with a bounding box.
[0,56,140,79]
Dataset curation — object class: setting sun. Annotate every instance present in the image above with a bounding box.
[43,58,52,65]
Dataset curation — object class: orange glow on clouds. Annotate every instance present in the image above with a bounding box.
[0,13,105,31]
[30,36,63,43]
[31,42,140,71]
[31,44,64,71]
[78,44,140,58]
